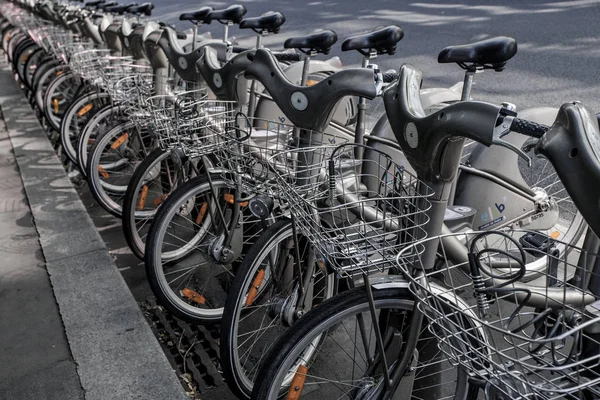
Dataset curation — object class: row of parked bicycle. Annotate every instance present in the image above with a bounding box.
[3,0,600,399]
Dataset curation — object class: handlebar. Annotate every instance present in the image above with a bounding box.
[509,118,548,138]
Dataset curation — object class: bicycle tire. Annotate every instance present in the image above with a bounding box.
[34,63,64,112]
[60,91,110,164]
[122,147,172,260]
[42,72,78,131]
[85,120,146,217]
[145,175,240,323]
[251,286,479,400]
[22,47,45,89]
[221,218,337,399]
[76,104,126,175]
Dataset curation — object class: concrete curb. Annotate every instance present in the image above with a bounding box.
[0,61,188,400]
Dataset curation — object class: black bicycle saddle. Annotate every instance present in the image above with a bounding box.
[239,11,285,34]
[206,5,247,24]
[128,2,153,16]
[438,36,517,70]
[341,25,404,56]
[105,3,137,15]
[97,1,117,11]
[244,48,378,132]
[179,6,213,23]
[284,30,337,55]
[85,0,106,7]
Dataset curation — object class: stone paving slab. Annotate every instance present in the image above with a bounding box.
[0,57,187,400]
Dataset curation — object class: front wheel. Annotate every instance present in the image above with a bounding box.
[42,72,78,132]
[85,121,151,217]
[251,286,478,400]
[145,175,248,323]
[221,219,337,399]
[60,91,110,164]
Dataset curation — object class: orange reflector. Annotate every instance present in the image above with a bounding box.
[286,365,308,400]
[56,70,64,76]
[306,79,319,87]
[153,194,168,206]
[77,103,93,117]
[52,98,59,114]
[195,202,208,225]
[110,132,129,149]
[98,165,109,179]
[21,53,30,63]
[223,194,248,207]
[137,185,148,211]
[245,269,265,306]
[550,231,560,239]
[181,288,206,305]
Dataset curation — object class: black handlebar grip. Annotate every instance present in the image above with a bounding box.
[382,70,398,83]
[510,118,549,138]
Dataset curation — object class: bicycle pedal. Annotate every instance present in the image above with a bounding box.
[519,231,555,255]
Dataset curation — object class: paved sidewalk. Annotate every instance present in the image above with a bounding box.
[0,58,187,399]
[0,115,84,400]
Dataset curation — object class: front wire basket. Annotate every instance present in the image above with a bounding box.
[396,231,600,399]
[270,144,433,278]
[223,118,348,195]
[144,90,237,157]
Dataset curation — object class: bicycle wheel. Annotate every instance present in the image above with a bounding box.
[42,72,78,131]
[76,104,127,175]
[34,63,64,112]
[123,148,179,259]
[86,121,150,217]
[11,38,34,79]
[7,33,26,63]
[251,286,478,400]
[60,91,110,164]
[22,48,45,89]
[145,175,262,323]
[221,218,337,399]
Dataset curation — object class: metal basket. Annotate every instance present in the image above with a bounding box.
[104,67,154,104]
[270,144,433,278]
[145,90,237,157]
[396,230,600,399]
[222,118,348,195]
[69,47,111,83]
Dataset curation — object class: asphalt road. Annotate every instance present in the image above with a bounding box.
[149,0,600,114]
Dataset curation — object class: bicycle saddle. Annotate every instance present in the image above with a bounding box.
[438,36,517,71]
[197,46,253,102]
[205,4,247,24]
[284,30,337,55]
[97,1,117,11]
[341,25,404,56]
[244,48,378,132]
[179,6,212,23]
[105,3,137,15]
[85,0,106,7]
[240,11,285,34]
[128,2,153,16]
